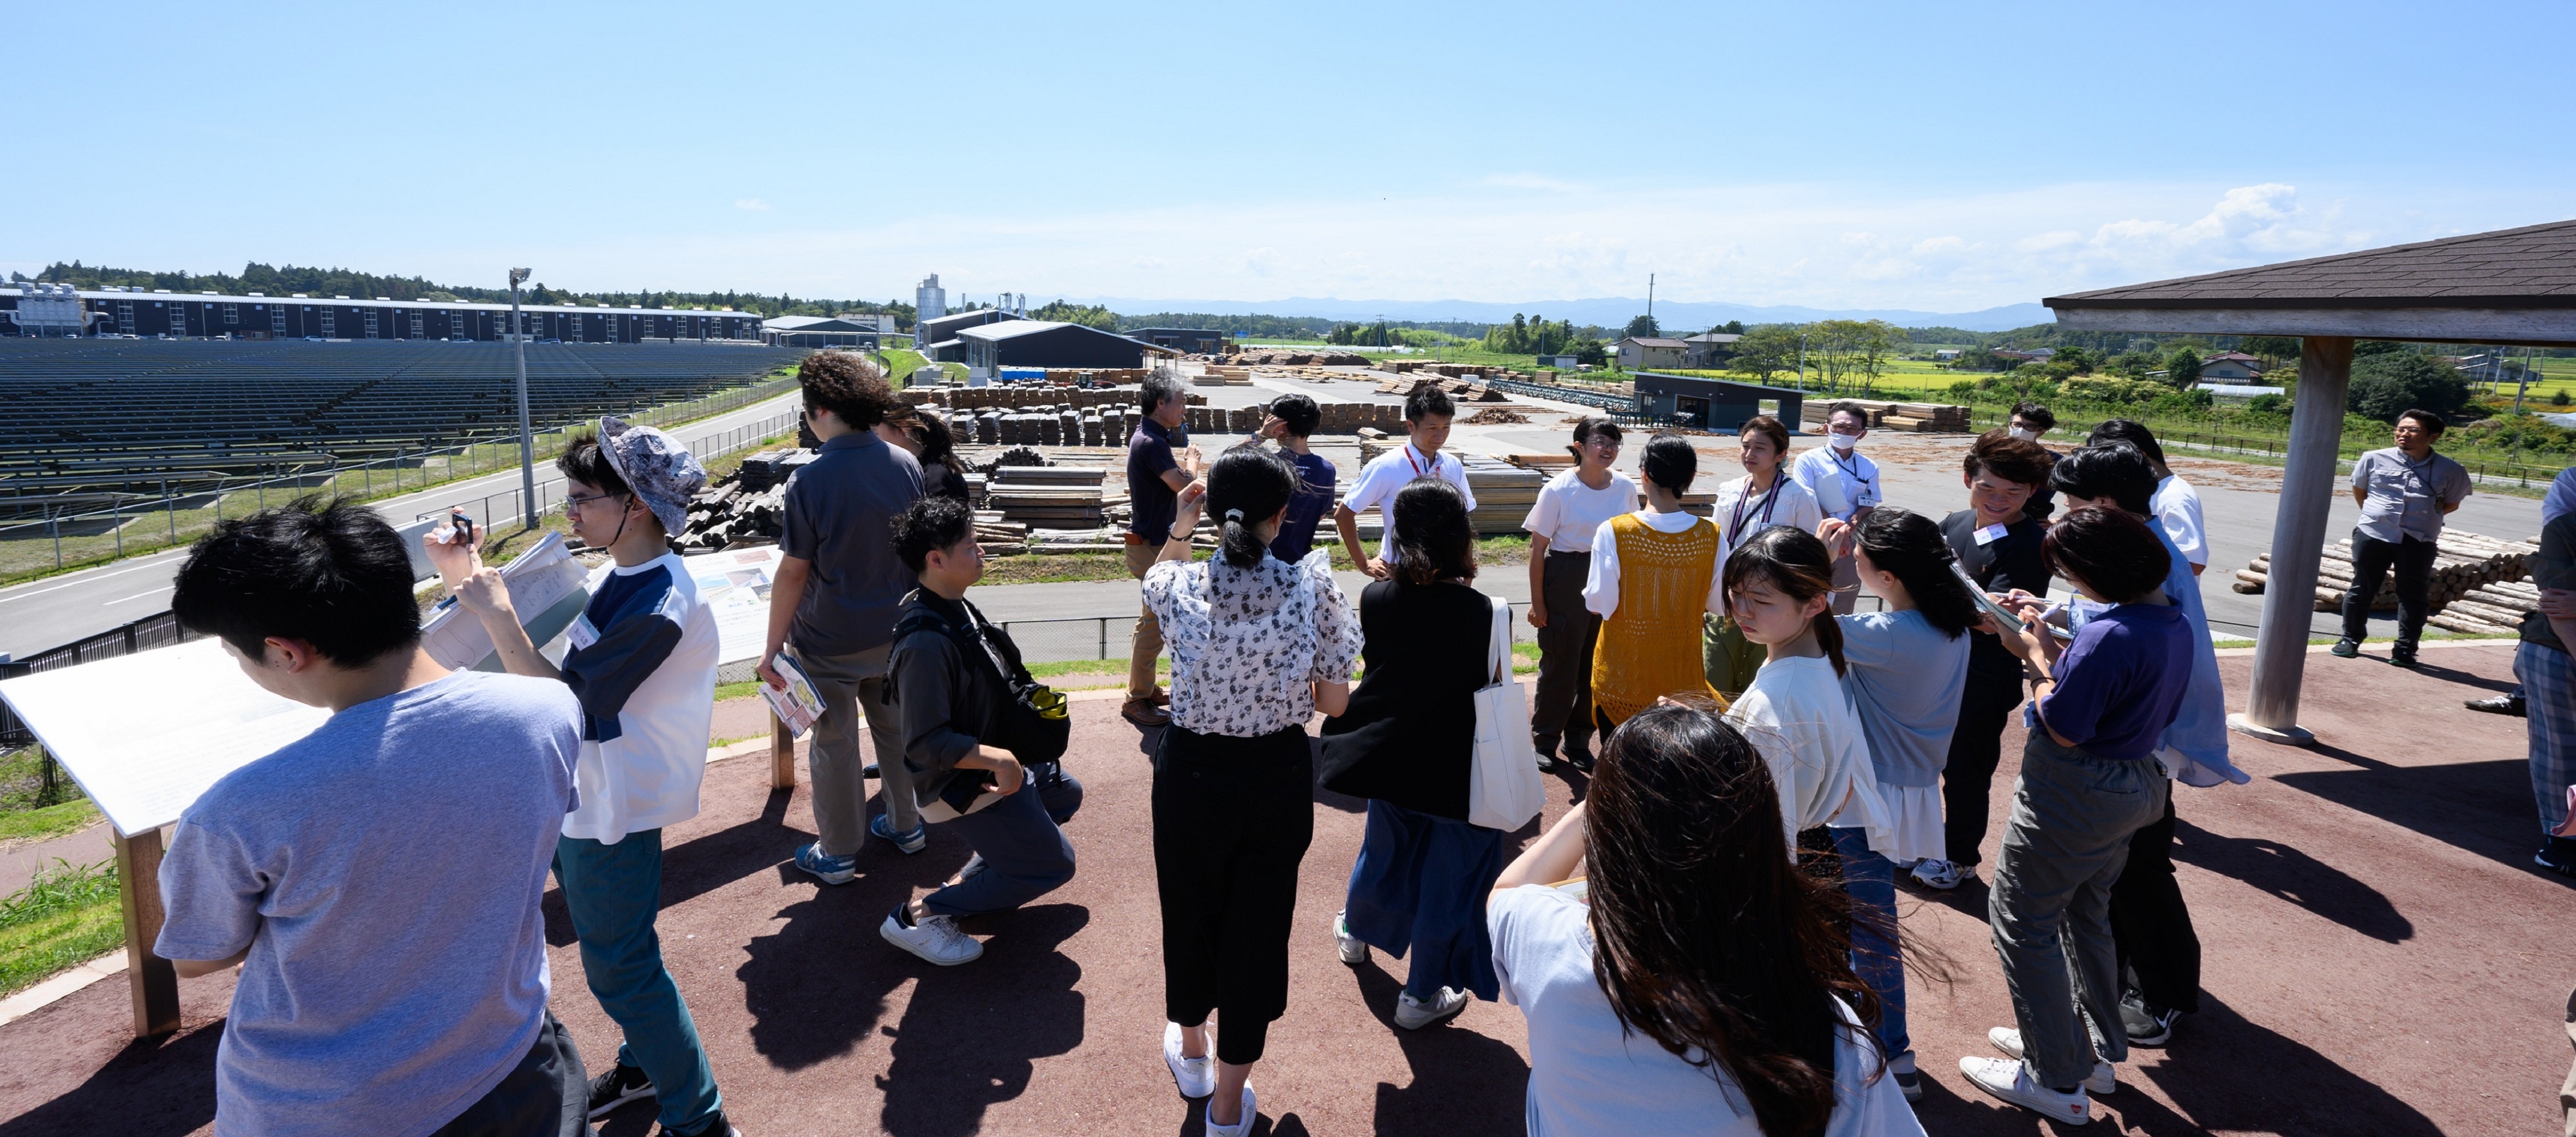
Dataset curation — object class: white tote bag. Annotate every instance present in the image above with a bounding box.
[1467,595,1546,831]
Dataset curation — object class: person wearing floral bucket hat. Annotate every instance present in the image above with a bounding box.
[425,418,742,1136]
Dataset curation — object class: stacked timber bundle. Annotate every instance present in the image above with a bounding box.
[983,466,1110,529]
[1462,454,1544,535]
[2230,530,2539,618]
[1194,366,1254,385]
[1505,452,1577,473]
[2432,579,2544,637]
[1798,398,1972,434]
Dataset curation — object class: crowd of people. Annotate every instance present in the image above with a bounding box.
[139,343,2550,1136]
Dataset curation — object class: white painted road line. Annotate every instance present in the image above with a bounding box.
[101,588,172,606]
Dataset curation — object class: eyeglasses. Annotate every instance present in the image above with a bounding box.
[564,491,628,513]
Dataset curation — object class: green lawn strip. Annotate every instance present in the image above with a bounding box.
[0,860,124,998]
[0,800,101,846]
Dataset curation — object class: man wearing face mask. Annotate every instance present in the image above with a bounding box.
[1791,401,1881,615]
[2008,401,2061,522]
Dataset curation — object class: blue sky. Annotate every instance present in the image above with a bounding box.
[14,1,2574,314]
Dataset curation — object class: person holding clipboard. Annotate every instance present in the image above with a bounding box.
[427,420,741,1137]
[1704,414,1823,702]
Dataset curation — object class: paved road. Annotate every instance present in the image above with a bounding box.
[0,392,802,661]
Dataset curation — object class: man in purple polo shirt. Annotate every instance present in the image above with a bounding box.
[1123,372,1197,728]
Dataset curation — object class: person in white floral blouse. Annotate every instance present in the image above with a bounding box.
[1144,445,1361,1137]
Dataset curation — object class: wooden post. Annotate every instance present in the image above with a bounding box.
[113,827,181,1039]
[2233,335,2354,746]
[769,718,797,791]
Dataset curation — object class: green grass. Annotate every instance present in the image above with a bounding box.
[0,800,101,846]
[0,859,124,997]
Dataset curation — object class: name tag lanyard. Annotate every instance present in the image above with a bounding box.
[1832,449,1877,505]
[1728,470,1786,551]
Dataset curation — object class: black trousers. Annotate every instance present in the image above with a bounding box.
[2109,793,2201,1014]
[1531,550,1599,753]
[2340,529,2437,645]
[1943,668,2028,867]
[1153,723,1315,1066]
[429,1010,592,1137]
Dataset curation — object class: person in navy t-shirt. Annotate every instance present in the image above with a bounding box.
[1258,393,1337,564]
[1961,506,2190,1124]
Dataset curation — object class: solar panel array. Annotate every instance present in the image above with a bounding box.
[1,339,804,499]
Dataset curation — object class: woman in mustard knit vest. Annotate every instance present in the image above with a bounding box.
[1581,434,1728,736]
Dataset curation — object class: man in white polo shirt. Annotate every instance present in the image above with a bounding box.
[1791,401,1881,615]
[1335,385,1477,579]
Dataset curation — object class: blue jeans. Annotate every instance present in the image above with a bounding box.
[923,763,1083,918]
[1343,800,1505,1002]
[554,830,722,1134]
[1831,826,1908,1060]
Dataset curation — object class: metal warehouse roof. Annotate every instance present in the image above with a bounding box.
[956,319,1180,352]
[0,288,752,319]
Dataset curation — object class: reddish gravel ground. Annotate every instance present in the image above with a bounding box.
[0,643,2566,1136]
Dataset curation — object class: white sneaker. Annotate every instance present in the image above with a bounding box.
[1163,1022,1215,1099]
[1204,1084,1257,1137]
[1393,986,1470,1030]
[1960,1056,2090,1124]
[1987,1026,2117,1094]
[1334,911,1370,965]
[1909,858,1974,890]
[880,908,984,965]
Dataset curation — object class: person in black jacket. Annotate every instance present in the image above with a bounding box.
[877,496,1083,967]
[1914,429,2057,892]
[1319,478,1506,1031]
[886,407,972,503]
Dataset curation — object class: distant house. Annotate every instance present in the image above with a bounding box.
[1680,331,1741,368]
[2198,351,2264,382]
[1991,347,2055,364]
[918,309,1022,362]
[1631,372,1806,431]
[1934,349,1962,361]
[1537,354,1581,369]
[1616,336,1688,370]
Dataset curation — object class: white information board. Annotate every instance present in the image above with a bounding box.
[0,533,596,837]
[682,545,784,665]
[0,638,326,837]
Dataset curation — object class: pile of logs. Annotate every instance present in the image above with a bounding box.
[675,453,815,551]
[1798,398,1972,434]
[1373,375,1512,402]
[2230,530,2540,629]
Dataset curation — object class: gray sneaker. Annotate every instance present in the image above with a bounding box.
[1393,986,1469,1030]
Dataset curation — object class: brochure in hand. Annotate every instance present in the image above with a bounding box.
[761,649,826,738]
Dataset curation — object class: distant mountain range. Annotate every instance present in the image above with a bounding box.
[1078,296,2055,333]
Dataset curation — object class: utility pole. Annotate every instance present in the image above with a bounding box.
[1796,330,1810,392]
[510,267,536,528]
[1646,274,1655,327]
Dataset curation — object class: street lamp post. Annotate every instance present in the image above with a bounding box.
[509,267,536,528]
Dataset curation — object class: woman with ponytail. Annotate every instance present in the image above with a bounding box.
[1814,506,1983,1100]
[1143,446,1362,1137]
[1486,704,1921,1136]
[1718,526,1896,857]
[1319,479,1509,1032]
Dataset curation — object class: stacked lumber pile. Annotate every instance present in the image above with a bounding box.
[1462,454,1545,535]
[903,385,1200,412]
[1373,374,1511,401]
[1182,401,1405,435]
[983,466,1111,529]
[1799,398,1971,433]
[1505,452,1576,473]
[2230,531,2539,620]
[1195,366,1254,385]
[2430,579,2544,637]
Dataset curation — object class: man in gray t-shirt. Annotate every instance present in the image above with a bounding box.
[159,499,586,1137]
[761,352,927,879]
[2334,410,2473,667]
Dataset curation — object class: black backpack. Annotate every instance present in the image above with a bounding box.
[889,596,1071,767]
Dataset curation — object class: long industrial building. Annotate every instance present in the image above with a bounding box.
[0,283,766,343]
